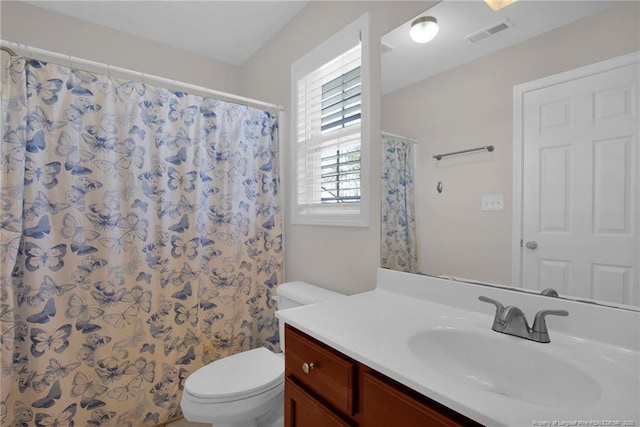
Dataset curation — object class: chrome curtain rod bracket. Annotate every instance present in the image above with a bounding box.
[0,46,18,56]
[433,145,494,161]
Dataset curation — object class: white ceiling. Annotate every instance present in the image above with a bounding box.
[381,0,614,95]
[24,0,309,66]
[20,1,616,85]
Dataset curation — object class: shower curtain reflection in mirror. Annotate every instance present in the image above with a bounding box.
[0,57,282,426]
[381,133,418,273]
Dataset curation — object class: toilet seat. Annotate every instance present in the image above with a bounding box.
[184,347,284,403]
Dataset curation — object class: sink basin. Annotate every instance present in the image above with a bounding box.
[408,329,602,407]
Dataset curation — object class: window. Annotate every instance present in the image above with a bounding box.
[291,14,370,226]
[321,65,361,204]
[321,66,361,133]
[321,146,360,203]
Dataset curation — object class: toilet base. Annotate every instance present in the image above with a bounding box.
[181,386,283,427]
[207,420,283,427]
[210,421,256,427]
[204,393,283,427]
[257,397,284,427]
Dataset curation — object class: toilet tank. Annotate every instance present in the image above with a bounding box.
[275,281,344,350]
[276,281,344,310]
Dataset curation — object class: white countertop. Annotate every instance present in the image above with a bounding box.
[276,270,640,427]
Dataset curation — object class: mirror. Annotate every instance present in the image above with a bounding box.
[381,1,639,309]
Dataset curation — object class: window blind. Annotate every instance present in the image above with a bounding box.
[297,44,361,207]
[321,147,361,203]
[321,66,361,133]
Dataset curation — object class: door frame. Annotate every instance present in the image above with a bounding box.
[511,51,640,287]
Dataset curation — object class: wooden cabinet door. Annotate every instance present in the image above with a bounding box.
[363,372,466,427]
[285,378,354,427]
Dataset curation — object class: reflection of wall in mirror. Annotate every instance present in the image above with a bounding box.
[381,2,639,286]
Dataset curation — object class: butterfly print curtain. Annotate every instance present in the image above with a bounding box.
[380,134,418,273]
[0,57,283,426]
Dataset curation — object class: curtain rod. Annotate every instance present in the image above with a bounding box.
[0,39,284,111]
[382,131,418,144]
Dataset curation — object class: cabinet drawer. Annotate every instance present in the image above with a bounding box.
[285,378,354,427]
[285,325,357,416]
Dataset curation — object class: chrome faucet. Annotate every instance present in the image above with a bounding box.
[479,296,568,343]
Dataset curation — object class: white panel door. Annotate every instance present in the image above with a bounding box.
[522,63,639,306]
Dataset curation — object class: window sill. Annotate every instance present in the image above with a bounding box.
[291,208,369,227]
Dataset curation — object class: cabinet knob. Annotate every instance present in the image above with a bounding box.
[302,362,315,374]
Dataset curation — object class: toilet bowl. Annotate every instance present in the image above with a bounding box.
[181,347,284,427]
[180,281,344,427]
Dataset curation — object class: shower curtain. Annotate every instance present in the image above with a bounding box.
[0,57,283,426]
[381,134,418,273]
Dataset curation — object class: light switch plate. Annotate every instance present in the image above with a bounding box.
[481,194,504,211]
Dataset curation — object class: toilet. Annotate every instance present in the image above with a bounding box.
[180,281,345,427]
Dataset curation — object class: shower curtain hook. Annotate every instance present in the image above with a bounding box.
[141,72,145,85]
[67,53,73,69]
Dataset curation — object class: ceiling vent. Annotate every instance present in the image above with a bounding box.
[380,42,394,56]
[463,19,514,44]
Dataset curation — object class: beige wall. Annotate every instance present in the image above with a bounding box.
[0,1,241,93]
[382,2,640,285]
[241,1,433,295]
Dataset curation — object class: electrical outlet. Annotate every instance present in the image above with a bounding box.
[481,194,504,211]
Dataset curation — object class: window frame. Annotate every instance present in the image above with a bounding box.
[290,13,371,227]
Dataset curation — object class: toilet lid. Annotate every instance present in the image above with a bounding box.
[184,347,284,402]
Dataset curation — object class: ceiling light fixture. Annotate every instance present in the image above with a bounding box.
[484,0,518,11]
[410,16,439,44]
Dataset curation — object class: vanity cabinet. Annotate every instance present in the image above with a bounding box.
[284,325,481,427]
[362,371,469,427]
[285,323,357,416]
[285,378,354,427]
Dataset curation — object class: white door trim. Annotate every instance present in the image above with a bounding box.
[511,51,640,286]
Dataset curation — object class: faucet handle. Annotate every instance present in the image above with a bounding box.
[478,296,505,325]
[532,309,569,343]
